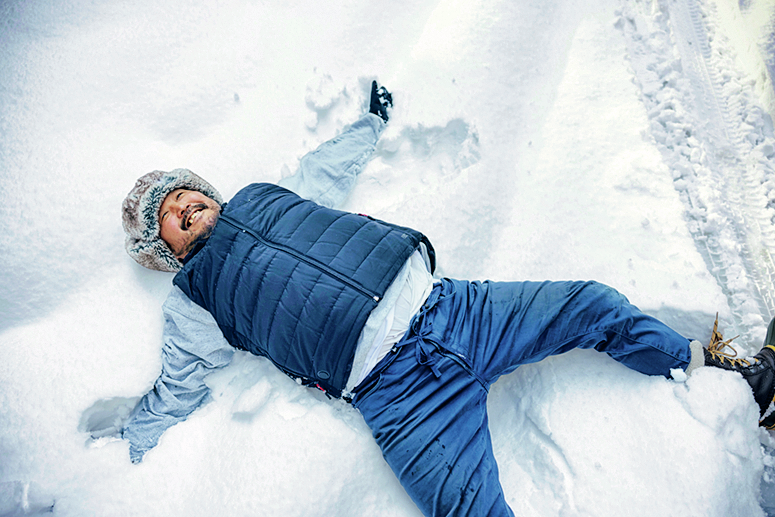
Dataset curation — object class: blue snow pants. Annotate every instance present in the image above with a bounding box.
[351,278,691,517]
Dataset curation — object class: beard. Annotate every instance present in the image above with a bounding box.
[179,207,221,259]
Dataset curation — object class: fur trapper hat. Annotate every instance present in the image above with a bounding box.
[122,168,223,272]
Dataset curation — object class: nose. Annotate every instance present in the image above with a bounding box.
[170,199,189,219]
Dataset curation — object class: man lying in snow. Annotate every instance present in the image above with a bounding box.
[115,81,775,517]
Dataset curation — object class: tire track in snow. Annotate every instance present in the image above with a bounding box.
[669,0,775,333]
[618,0,775,349]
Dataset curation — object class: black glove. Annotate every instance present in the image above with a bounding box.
[369,80,393,122]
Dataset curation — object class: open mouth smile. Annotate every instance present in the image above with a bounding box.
[181,204,208,231]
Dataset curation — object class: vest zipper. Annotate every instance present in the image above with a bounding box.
[220,214,381,303]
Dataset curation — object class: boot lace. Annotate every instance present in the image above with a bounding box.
[706,313,749,367]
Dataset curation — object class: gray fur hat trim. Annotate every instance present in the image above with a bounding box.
[122,168,223,272]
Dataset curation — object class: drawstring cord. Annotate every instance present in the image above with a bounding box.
[405,281,455,379]
[413,325,442,378]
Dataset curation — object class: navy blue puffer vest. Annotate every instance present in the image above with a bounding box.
[173,183,435,397]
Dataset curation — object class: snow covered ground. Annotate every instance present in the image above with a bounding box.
[2,0,775,515]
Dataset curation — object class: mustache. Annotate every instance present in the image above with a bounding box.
[180,203,210,231]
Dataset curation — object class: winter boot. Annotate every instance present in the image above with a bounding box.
[703,314,775,428]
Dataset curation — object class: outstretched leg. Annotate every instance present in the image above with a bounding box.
[426,279,693,381]
[354,339,514,517]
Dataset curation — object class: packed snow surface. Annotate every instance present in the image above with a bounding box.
[2,0,775,515]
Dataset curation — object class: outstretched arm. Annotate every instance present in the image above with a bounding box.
[278,81,393,208]
[121,287,234,463]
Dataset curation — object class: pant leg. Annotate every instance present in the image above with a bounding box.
[353,341,513,517]
[430,278,692,383]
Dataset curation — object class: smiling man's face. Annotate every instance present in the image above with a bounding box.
[159,188,221,259]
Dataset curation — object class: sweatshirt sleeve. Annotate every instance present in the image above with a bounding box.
[277,112,385,208]
[122,286,234,463]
